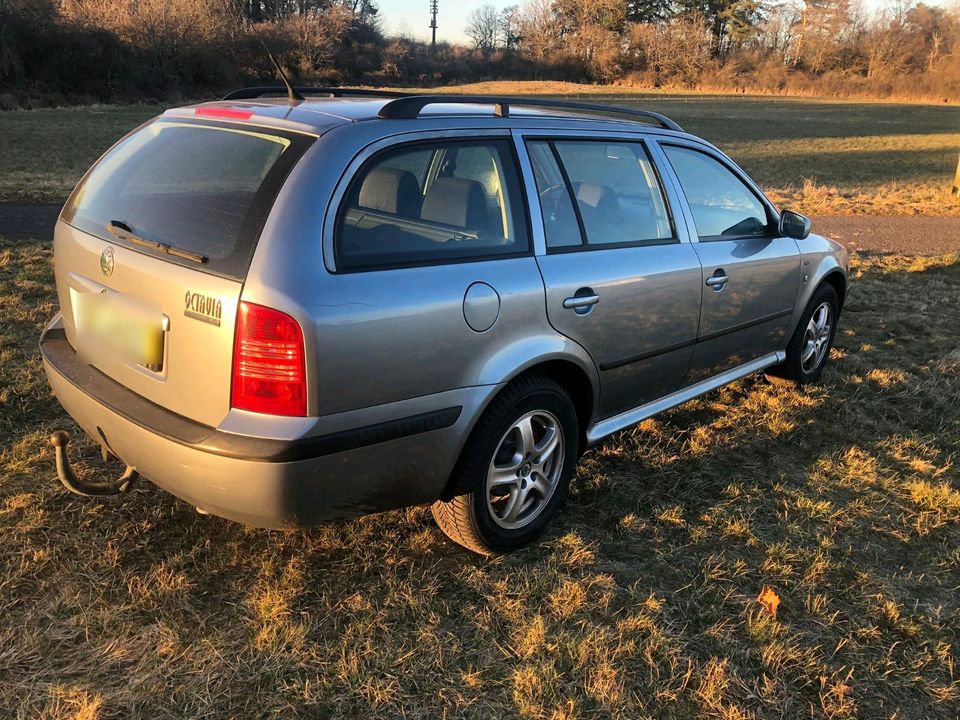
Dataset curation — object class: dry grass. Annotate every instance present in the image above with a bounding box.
[418,84,960,217]
[0,104,165,204]
[1,90,958,217]
[409,80,960,106]
[1,237,958,718]
[765,179,957,217]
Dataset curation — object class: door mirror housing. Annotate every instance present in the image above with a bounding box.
[779,210,811,240]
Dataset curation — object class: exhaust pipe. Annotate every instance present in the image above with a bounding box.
[49,430,139,496]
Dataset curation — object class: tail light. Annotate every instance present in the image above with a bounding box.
[231,301,306,417]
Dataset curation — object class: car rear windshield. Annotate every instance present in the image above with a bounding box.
[61,118,312,279]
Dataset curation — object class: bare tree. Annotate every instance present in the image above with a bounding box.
[862,8,911,79]
[553,0,625,78]
[791,0,851,71]
[755,0,801,60]
[283,4,353,74]
[500,4,522,50]
[517,0,560,62]
[466,3,500,52]
[624,14,713,85]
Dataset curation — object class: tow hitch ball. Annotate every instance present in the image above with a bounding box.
[49,430,139,497]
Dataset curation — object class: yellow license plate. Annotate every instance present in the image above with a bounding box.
[73,290,164,367]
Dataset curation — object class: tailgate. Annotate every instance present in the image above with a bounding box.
[54,221,241,427]
[53,117,313,427]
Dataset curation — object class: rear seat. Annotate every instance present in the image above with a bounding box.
[342,168,507,264]
[420,177,491,233]
[357,167,422,218]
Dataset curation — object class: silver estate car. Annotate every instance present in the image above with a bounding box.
[41,90,849,554]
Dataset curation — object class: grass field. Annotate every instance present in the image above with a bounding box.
[2,236,958,718]
[0,90,958,216]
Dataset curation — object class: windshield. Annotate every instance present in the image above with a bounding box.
[62,119,311,278]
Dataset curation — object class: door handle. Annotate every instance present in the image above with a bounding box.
[563,292,600,314]
[705,270,728,290]
[563,294,600,309]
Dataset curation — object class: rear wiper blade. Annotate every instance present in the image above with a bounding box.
[106,220,207,264]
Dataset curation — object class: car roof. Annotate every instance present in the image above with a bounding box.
[165,96,697,142]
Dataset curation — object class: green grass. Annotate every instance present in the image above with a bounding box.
[0,92,958,215]
[1,236,958,718]
[0,104,164,204]
[609,94,960,216]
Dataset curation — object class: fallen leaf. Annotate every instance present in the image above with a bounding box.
[757,585,781,618]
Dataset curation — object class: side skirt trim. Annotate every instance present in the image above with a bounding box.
[586,351,785,445]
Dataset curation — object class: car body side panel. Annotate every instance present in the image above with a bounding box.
[247,125,580,418]
[650,137,803,382]
[304,256,552,415]
[512,129,703,420]
[787,233,850,334]
[536,248,703,418]
[685,237,801,382]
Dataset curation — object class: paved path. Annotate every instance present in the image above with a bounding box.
[1,203,957,256]
[811,215,960,257]
[0,203,62,240]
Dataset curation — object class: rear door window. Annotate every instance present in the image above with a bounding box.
[661,144,772,239]
[335,139,529,271]
[61,119,311,279]
[527,139,674,249]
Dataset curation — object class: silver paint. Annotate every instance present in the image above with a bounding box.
[463,282,501,332]
[42,97,849,527]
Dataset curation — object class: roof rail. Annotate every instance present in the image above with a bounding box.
[376,94,683,132]
[222,86,412,101]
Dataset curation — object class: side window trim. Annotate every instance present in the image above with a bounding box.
[658,140,779,243]
[328,133,533,273]
[523,135,681,254]
[546,141,588,249]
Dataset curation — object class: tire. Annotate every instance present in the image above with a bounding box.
[432,374,579,555]
[765,284,840,387]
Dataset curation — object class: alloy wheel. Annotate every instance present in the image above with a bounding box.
[801,301,832,374]
[485,410,565,530]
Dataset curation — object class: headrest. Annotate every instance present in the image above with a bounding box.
[574,182,618,211]
[357,167,422,218]
[420,177,490,230]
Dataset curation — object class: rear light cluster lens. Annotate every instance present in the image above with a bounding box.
[231,301,307,417]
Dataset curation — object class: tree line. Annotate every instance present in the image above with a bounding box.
[467,0,959,98]
[0,0,957,107]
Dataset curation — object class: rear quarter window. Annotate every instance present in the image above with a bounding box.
[334,139,530,272]
[62,119,312,279]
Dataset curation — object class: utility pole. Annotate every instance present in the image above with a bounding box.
[430,0,438,52]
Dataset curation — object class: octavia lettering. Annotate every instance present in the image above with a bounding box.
[184,291,222,326]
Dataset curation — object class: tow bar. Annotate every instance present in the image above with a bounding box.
[49,430,139,496]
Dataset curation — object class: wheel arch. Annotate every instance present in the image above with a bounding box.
[515,359,596,448]
[821,269,847,310]
[439,352,599,500]
[787,255,848,338]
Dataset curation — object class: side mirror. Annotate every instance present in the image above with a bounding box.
[779,210,811,240]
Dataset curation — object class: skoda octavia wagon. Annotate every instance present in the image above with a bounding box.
[41,90,849,554]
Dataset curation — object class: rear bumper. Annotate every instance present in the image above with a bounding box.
[41,318,489,528]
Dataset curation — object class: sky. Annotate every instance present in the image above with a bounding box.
[377,0,516,44]
[374,0,957,45]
